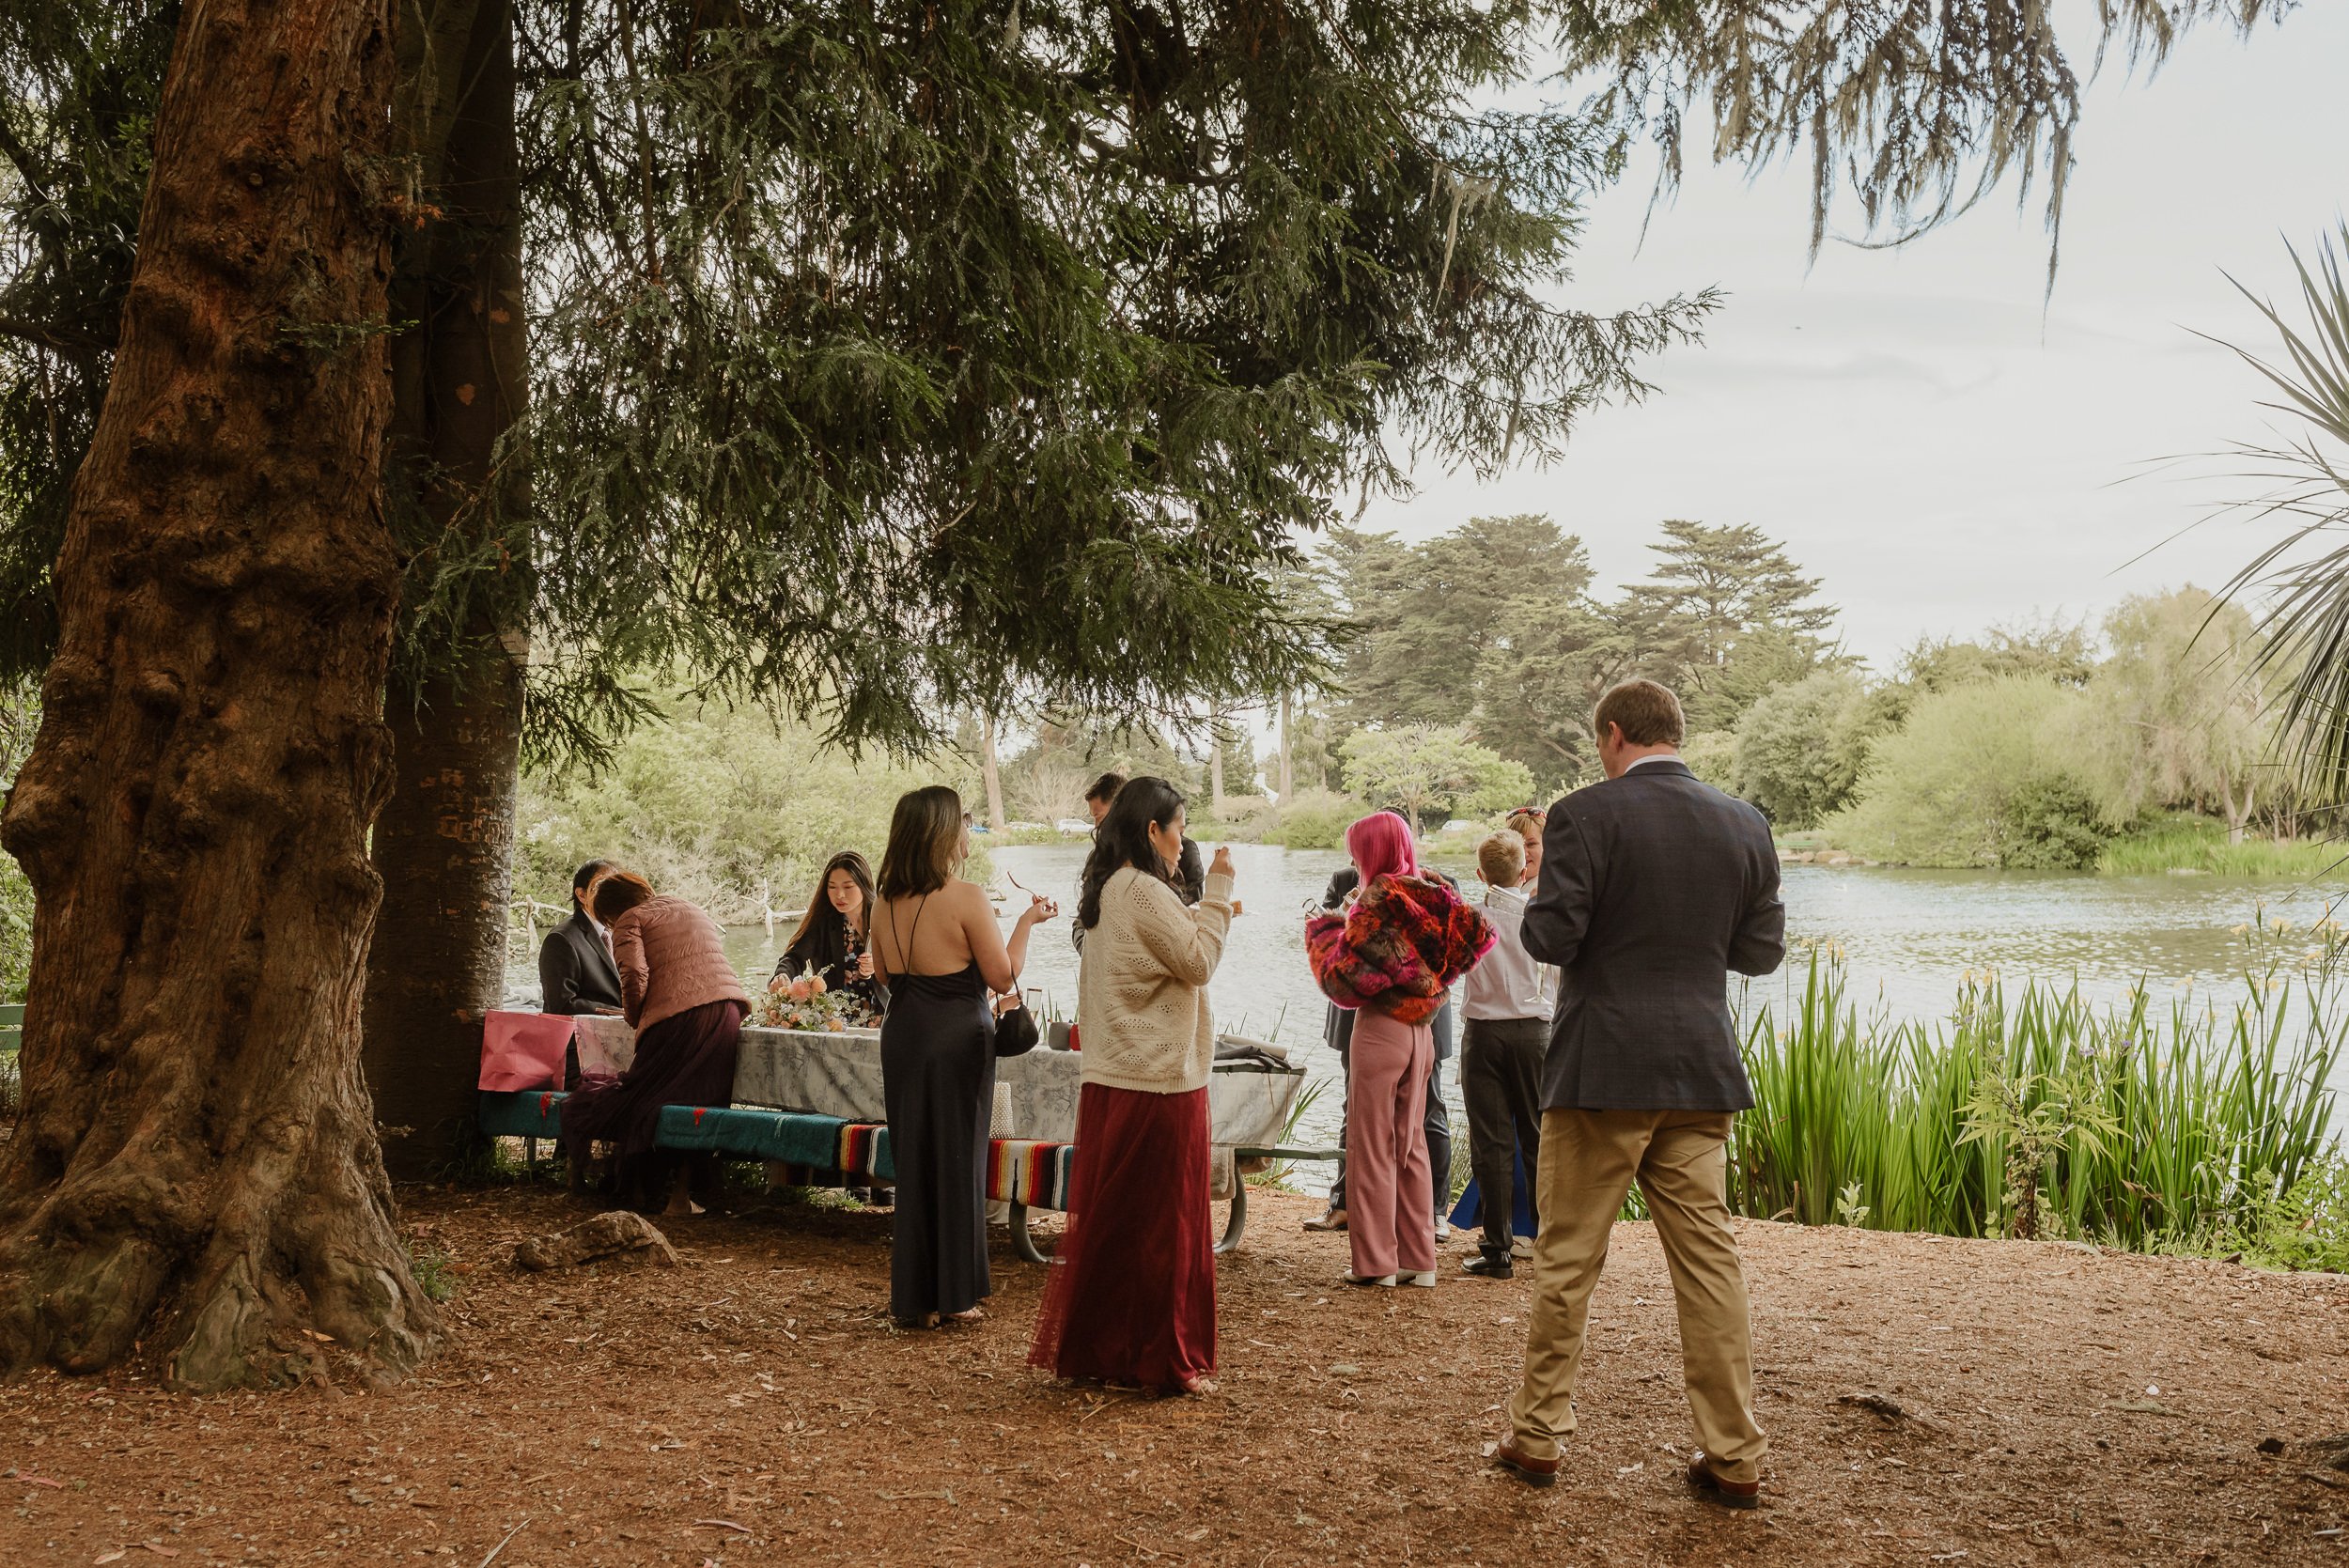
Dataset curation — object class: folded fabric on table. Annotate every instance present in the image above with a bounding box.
[653,1105,846,1167]
[837,1122,894,1184]
[479,1089,568,1141]
[988,1139,1076,1212]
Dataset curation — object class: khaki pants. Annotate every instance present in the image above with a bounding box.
[1506,1109,1766,1484]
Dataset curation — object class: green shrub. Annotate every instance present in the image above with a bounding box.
[1264,789,1363,849]
[1679,731,1737,788]
[1999,776,2111,870]
[1731,670,1888,827]
[1830,676,2094,867]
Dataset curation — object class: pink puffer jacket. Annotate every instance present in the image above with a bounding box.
[610,895,749,1032]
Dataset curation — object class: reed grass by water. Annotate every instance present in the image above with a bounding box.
[2095,817,2349,878]
[1731,919,2345,1257]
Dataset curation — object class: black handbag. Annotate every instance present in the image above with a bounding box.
[992,995,1041,1058]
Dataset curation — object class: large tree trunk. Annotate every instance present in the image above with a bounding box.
[0,0,435,1387]
[977,715,1008,834]
[363,0,531,1178]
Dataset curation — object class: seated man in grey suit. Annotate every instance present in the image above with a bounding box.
[1493,678,1785,1509]
[539,860,624,1017]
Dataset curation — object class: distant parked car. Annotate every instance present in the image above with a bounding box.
[1054,817,1094,835]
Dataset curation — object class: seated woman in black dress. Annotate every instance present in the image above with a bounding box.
[870,786,1057,1329]
[772,849,891,1203]
[772,849,890,1022]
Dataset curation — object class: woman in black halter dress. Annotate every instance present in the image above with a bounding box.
[872,787,1056,1328]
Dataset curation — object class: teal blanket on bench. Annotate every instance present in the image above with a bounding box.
[655,1104,844,1168]
[476,1092,896,1182]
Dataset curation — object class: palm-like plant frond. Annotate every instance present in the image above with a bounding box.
[2213,225,2349,807]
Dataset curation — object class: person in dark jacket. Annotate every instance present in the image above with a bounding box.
[771,850,890,1021]
[539,860,624,1016]
[1491,679,1785,1511]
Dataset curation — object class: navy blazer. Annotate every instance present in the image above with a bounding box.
[1524,759,1785,1111]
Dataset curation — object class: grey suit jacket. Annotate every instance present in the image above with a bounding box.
[1524,759,1785,1111]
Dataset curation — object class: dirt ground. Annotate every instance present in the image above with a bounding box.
[2,1182,2345,1567]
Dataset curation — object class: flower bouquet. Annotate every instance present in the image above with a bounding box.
[753,971,877,1032]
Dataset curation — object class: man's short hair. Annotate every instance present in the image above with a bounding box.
[571,859,613,893]
[1477,831,1527,887]
[1594,679,1685,748]
[1083,771,1128,805]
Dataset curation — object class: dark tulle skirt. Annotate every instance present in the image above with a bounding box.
[1029,1083,1216,1391]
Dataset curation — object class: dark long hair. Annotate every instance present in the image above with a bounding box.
[1078,775,1185,929]
[785,850,876,965]
[877,785,965,900]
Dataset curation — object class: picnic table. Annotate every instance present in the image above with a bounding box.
[481,1012,1337,1253]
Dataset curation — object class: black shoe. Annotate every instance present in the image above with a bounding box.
[1463,1252,1514,1280]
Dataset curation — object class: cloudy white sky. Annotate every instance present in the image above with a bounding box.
[1359,5,2348,674]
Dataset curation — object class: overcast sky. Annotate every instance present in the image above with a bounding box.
[1356,5,2348,674]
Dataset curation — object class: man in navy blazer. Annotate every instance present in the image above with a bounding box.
[1492,679,1785,1510]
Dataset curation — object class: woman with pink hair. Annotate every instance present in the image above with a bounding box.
[1306,812,1495,1285]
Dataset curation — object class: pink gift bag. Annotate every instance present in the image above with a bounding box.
[479,1010,576,1092]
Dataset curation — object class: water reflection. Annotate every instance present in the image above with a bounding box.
[517,844,2349,1197]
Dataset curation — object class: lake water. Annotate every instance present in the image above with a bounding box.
[655,845,2349,1193]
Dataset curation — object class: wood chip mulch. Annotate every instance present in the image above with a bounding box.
[3,1183,2345,1565]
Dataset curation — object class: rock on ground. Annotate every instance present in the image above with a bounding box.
[511,1209,678,1271]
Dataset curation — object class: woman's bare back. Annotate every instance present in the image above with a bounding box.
[873,882,985,978]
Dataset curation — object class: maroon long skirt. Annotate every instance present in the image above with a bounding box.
[1028,1083,1216,1392]
[561,998,744,1158]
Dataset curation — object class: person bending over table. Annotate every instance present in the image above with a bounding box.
[558,870,749,1217]
[1029,776,1234,1395]
[871,786,1056,1330]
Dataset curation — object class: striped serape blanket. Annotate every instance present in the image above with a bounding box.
[837,1122,894,1184]
[986,1139,1076,1213]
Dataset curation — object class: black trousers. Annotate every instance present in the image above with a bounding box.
[1459,1015,1547,1256]
[1330,995,1455,1225]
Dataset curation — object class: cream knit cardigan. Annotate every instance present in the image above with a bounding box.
[1075,865,1235,1095]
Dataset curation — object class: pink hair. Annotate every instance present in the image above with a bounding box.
[1346,811,1419,884]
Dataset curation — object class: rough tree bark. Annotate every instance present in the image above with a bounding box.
[0,0,437,1386]
[363,0,532,1177]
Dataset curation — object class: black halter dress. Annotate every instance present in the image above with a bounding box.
[879,894,998,1323]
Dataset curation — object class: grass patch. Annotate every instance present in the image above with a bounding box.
[1732,924,2344,1261]
[2099,816,2349,878]
[407,1242,459,1304]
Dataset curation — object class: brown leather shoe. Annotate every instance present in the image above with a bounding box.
[1686,1451,1760,1509]
[1492,1438,1559,1488]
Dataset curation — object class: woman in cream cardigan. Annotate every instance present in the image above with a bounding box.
[1028,776,1234,1393]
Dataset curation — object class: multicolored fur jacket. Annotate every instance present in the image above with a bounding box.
[1306,873,1496,1024]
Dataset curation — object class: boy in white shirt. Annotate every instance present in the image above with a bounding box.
[1459,830,1555,1279]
